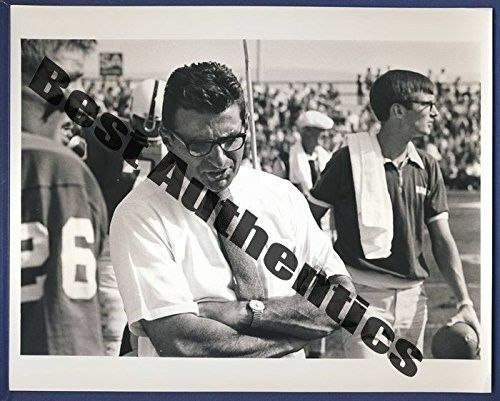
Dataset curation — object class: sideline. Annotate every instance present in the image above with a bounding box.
[26,55,424,377]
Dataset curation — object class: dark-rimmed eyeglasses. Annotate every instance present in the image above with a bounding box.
[160,125,247,157]
[399,99,437,111]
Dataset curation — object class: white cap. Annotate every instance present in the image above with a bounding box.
[130,79,166,120]
[296,110,334,130]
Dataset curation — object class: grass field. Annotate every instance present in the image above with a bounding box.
[324,190,481,359]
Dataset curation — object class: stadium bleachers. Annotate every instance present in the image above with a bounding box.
[81,74,481,190]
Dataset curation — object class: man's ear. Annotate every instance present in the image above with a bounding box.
[390,103,406,119]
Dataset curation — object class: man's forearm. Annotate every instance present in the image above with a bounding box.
[141,313,308,358]
[199,294,339,340]
[431,230,470,302]
[257,294,339,339]
[428,219,480,339]
[432,242,470,302]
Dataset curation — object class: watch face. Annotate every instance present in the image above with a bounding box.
[249,300,265,312]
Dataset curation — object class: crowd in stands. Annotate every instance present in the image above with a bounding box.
[81,68,481,190]
[83,77,133,118]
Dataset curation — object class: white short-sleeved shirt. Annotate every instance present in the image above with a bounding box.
[110,165,348,356]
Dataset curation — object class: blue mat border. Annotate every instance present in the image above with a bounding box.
[0,0,496,399]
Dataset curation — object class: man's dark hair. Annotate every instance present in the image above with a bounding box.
[162,61,246,130]
[369,69,435,122]
[21,39,97,85]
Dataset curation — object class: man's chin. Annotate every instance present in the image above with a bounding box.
[204,177,233,194]
[413,130,429,138]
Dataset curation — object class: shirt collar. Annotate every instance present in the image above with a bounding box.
[383,142,425,169]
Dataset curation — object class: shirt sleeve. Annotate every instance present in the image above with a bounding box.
[424,156,449,224]
[109,200,199,337]
[308,148,344,207]
[288,181,349,278]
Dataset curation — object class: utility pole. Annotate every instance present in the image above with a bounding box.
[256,39,261,83]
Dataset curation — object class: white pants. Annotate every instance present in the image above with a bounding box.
[341,283,427,359]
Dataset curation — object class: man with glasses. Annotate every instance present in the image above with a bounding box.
[110,61,354,357]
[308,69,480,358]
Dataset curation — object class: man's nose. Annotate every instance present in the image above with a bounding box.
[430,104,439,118]
[207,143,228,167]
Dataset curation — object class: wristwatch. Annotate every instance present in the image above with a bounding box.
[247,300,265,327]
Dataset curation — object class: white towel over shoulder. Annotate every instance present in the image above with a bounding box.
[346,132,393,259]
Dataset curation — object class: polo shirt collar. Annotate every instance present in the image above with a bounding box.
[406,142,425,169]
[383,142,425,169]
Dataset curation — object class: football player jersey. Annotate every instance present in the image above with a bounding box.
[21,133,108,355]
[83,118,166,219]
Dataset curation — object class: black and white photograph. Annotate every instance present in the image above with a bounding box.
[9,5,492,393]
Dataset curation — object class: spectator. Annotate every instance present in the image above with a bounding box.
[437,68,447,96]
[356,74,364,105]
[289,110,334,194]
[365,67,374,91]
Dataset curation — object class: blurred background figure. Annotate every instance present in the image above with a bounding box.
[437,67,447,96]
[59,116,88,160]
[289,110,334,195]
[356,74,364,105]
[364,67,374,91]
[84,78,168,218]
[83,78,168,356]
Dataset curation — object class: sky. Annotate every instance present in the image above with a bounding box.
[85,39,482,83]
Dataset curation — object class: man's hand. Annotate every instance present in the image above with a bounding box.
[428,219,480,344]
[328,274,356,297]
[447,304,481,344]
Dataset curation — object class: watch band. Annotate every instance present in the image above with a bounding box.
[251,310,263,326]
[248,300,265,327]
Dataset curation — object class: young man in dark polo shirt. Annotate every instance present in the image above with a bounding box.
[308,69,480,358]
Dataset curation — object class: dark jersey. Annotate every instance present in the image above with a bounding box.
[82,119,166,219]
[310,145,448,280]
[21,133,108,355]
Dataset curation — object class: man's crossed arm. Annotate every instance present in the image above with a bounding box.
[140,313,309,358]
[140,274,355,357]
[199,275,355,339]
